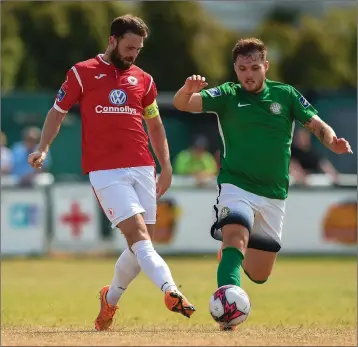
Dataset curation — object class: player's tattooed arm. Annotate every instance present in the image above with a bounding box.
[303,115,353,154]
[303,115,335,147]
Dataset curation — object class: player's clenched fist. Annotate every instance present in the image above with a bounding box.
[330,136,353,154]
[28,151,47,169]
[183,75,208,94]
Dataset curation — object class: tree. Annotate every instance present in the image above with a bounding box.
[2,2,128,91]
[279,9,356,89]
[1,2,25,92]
[254,7,357,90]
[255,20,299,82]
[137,1,236,90]
[266,5,302,25]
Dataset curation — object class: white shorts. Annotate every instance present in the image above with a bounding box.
[89,166,156,228]
[211,183,286,243]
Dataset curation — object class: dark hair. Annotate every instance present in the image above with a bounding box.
[110,14,149,39]
[232,38,267,62]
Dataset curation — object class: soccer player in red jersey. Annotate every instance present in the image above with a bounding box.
[28,14,195,330]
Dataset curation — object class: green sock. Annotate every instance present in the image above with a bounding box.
[217,247,244,287]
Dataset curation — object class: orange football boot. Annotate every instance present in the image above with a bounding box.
[94,285,118,331]
[164,290,196,318]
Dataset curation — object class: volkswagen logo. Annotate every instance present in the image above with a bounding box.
[109,89,127,106]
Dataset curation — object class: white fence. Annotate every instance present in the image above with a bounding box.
[1,181,356,256]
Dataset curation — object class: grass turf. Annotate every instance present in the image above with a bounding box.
[1,255,356,345]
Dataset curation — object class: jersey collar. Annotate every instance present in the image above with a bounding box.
[96,53,135,74]
[254,80,269,99]
[97,54,111,66]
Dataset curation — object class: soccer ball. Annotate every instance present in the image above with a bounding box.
[209,285,251,328]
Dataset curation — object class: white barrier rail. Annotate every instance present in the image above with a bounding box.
[1,177,356,256]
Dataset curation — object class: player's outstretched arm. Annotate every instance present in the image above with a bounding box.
[304,115,353,154]
[173,75,208,113]
[28,108,66,169]
[145,115,172,199]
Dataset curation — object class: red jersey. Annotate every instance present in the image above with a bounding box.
[54,54,157,174]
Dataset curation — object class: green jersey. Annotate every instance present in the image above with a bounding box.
[200,79,318,199]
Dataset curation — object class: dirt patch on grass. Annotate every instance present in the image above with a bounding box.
[2,325,356,346]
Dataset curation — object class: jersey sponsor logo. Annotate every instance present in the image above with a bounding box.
[128,76,138,86]
[95,105,136,115]
[299,96,310,109]
[95,74,107,79]
[56,87,66,102]
[238,103,251,108]
[206,87,221,97]
[109,89,128,106]
[270,102,282,115]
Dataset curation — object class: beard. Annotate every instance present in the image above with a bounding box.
[241,78,265,93]
[109,49,134,70]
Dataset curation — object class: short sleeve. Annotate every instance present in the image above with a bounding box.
[142,76,157,108]
[290,86,318,124]
[143,76,159,119]
[200,83,230,114]
[53,66,82,113]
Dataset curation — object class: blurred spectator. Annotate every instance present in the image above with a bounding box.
[290,128,339,184]
[11,126,52,186]
[174,135,217,184]
[1,131,13,175]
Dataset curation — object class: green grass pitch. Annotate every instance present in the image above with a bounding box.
[1,255,356,346]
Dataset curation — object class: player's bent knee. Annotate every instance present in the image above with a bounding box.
[117,214,150,247]
[247,231,281,253]
[243,268,268,284]
[221,223,250,252]
[217,212,252,233]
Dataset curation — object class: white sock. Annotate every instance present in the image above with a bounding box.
[106,248,141,305]
[131,240,178,294]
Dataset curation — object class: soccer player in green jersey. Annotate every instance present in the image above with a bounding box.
[173,38,352,296]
